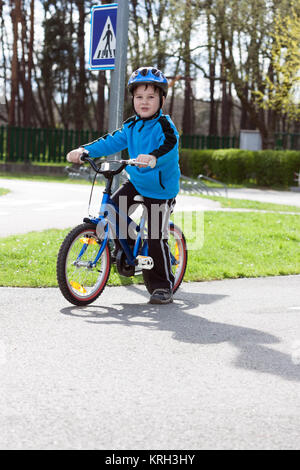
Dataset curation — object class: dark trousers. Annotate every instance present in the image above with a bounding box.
[111,180,175,292]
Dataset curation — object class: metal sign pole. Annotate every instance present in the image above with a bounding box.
[107,0,129,193]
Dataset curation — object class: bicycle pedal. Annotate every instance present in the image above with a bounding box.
[136,255,154,270]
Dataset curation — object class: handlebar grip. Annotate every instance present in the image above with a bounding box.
[79,150,89,163]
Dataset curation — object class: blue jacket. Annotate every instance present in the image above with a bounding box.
[82,111,180,200]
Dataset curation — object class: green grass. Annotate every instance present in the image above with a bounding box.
[0,211,300,287]
[0,188,10,196]
[0,228,144,288]
[199,195,300,213]
[185,211,300,281]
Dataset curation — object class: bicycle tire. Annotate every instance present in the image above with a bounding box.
[142,223,188,295]
[57,223,111,306]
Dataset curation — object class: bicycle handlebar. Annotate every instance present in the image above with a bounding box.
[79,151,156,175]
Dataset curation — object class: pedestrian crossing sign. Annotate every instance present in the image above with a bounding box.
[89,4,118,71]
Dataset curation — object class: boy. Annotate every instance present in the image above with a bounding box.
[67,66,180,304]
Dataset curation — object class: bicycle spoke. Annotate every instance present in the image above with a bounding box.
[65,231,108,299]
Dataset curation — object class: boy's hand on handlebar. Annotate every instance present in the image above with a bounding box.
[67,147,86,164]
[136,154,156,168]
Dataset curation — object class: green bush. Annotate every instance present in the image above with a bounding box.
[252,150,300,186]
[179,148,300,187]
[179,149,214,179]
[211,149,255,183]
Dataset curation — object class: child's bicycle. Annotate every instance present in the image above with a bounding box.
[57,153,188,306]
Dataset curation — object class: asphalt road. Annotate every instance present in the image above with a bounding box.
[0,178,300,450]
[1,276,300,450]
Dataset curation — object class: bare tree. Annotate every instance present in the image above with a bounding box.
[74,0,86,130]
[181,0,195,134]
[20,0,35,126]
[8,0,22,126]
[206,6,218,135]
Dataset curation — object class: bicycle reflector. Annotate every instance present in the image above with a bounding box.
[70,281,87,294]
[175,242,180,260]
[80,237,98,245]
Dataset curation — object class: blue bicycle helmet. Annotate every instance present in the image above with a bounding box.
[128,67,168,97]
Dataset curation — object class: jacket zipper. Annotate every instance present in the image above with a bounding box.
[159,171,165,190]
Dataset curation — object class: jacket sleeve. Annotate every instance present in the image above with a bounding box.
[149,116,178,160]
[82,126,128,158]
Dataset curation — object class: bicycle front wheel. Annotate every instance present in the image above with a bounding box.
[57,223,111,306]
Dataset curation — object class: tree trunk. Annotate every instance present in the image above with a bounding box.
[168,53,182,118]
[8,0,21,127]
[181,0,194,135]
[207,9,218,135]
[182,75,194,135]
[0,0,9,119]
[220,33,232,136]
[74,0,86,130]
[130,0,140,69]
[20,0,35,127]
[220,58,229,136]
[208,63,218,135]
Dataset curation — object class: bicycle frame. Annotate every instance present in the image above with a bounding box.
[86,191,148,267]
[77,154,179,270]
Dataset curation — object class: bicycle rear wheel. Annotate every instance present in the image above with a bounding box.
[57,223,111,306]
[169,223,188,293]
[142,223,187,295]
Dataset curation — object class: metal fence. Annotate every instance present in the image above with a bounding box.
[275,133,300,151]
[181,134,239,150]
[0,126,299,163]
[0,126,101,163]
[181,133,300,151]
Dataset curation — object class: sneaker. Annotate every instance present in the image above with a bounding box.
[149,288,173,305]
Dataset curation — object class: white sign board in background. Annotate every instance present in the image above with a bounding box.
[240,130,262,151]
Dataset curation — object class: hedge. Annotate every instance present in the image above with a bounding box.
[179,148,300,187]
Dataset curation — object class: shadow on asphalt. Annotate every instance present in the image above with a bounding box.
[60,285,300,382]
